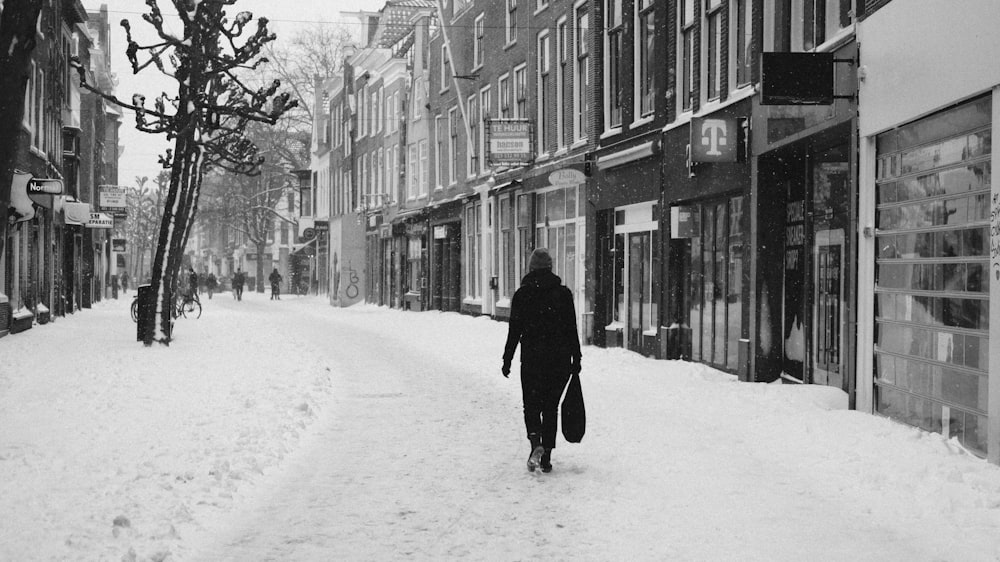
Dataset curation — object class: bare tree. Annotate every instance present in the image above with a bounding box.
[0,0,44,263]
[74,0,295,345]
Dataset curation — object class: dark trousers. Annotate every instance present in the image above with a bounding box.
[520,367,570,450]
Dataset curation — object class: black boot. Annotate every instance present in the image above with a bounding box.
[527,434,544,472]
[540,449,552,473]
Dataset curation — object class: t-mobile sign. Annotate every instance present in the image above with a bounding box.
[690,116,739,163]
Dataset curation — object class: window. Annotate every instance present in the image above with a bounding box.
[448,106,459,184]
[537,30,551,152]
[556,17,568,150]
[376,148,384,195]
[706,0,723,100]
[419,140,429,195]
[465,202,482,299]
[679,0,697,111]
[474,15,485,68]
[605,0,624,129]
[732,0,752,86]
[467,95,478,177]
[574,3,589,141]
[772,0,854,52]
[637,0,655,116]
[440,45,450,92]
[506,0,518,44]
[499,73,512,119]
[514,64,528,119]
[361,154,368,201]
[375,87,383,133]
[435,114,444,189]
[408,144,418,200]
[479,86,491,172]
[874,98,990,455]
[371,152,379,200]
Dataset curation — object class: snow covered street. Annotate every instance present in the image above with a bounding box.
[4,293,1000,561]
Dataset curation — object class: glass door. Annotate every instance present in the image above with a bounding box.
[628,232,651,353]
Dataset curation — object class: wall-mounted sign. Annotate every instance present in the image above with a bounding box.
[548,168,586,186]
[86,212,113,229]
[691,117,740,163]
[98,185,128,217]
[488,119,533,166]
[112,238,127,252]
[27,178,64,195]
[670,206,700,238]
[434,225,448,240]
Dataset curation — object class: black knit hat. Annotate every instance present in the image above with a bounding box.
[528,248,553,271]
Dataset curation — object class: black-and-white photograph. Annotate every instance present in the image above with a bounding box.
[1,0,999,559]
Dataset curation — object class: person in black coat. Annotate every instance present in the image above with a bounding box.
[502,248,582,473]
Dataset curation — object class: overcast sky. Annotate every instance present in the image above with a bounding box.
[84,0,383,185]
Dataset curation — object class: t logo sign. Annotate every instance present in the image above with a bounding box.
[691,116,739,162]
[701,119,728,156]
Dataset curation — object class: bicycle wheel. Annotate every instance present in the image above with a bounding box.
[183,299,202,319]
[131,299,139,322]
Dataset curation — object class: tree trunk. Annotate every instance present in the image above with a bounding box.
[0,1,43,269]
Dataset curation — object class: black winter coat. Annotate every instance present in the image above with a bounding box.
[503,269,582,370]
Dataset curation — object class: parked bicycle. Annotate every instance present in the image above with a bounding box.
[174,290,202,319]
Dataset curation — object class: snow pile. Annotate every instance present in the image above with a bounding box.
[2,294,1000,561]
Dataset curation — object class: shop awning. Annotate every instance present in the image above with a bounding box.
[61,199,91,226]
[487,179,520,196]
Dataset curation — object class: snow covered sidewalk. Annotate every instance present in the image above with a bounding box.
[3,294,1000,561]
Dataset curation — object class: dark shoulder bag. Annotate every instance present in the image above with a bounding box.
[561,373,585,443]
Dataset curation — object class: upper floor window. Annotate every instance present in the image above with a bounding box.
[605,0,624,129]
[474,15,485,68]
[441,45,450,93]
[499,73,512,119]
[479,86,491,171]
[771,0,854,52]
[679,0,697,112]
[706,0,723,100]
[467,94,479,177]
[506,0,518,44]
[574,2,589,142]
[448,106,459,184]
[732,0,752,86]
[637,0,655,116]
[537,30,551,151]
[514,64,528,119]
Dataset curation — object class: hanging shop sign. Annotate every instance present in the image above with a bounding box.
[690,117,740,163]
[112,238,127,252]
[98,185,128,217]
[760,52,834,106]
[61,199,91,225]
[86,212,114,229]
[487,119,533,166]
[434,225,448,240]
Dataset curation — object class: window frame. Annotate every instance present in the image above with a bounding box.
[604,0,624,132]
[573,1,589,143]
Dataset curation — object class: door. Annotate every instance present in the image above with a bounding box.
[813,229,845,388]
[627,232,651,354]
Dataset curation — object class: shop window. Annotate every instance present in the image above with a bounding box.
[687,196,744,370]
[874,96,991,456]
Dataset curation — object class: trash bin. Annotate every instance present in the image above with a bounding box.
[136,284,154,342]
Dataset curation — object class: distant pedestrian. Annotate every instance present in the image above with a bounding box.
[501,248,582,473]
[187,268,198,298]
[232,268,245,301]
[120,272,129,293]
[206,272,218,299]
[269,268,283,300]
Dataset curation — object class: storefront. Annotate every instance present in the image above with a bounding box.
[592,133,661,355]
[428,201,463,313]
[871,98,991,455]
[856,0,999,462]
[662,100,753,373]
[396,215,428,311]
